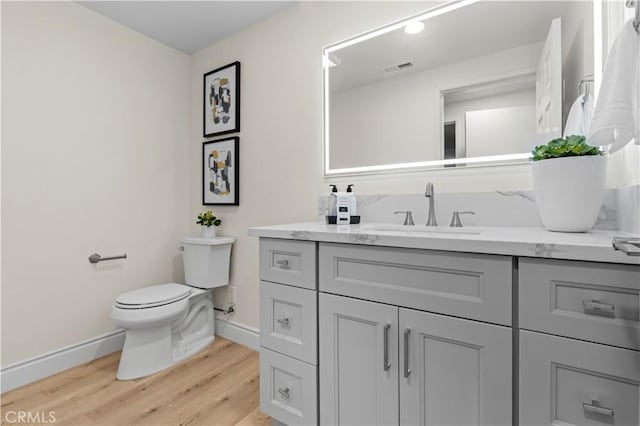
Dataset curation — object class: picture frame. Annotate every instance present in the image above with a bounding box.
[202,137,239,206]
[203,61,241,138]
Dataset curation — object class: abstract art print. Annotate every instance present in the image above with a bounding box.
[202,137,239,205]
[203,61,240,137]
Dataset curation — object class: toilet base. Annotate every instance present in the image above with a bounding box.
[117,325,174,380]
[116,297,216,380]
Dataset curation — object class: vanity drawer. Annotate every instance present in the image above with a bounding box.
[520,330,640,426]
[259,238,317,289]
[319,242,512,326]
[260,281,317,364]
[260,348,317,426]
[519,258,640,350]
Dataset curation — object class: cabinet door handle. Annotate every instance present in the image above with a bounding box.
[582,299,615,313]
[276,317,290,326]
[582,400,614,417]
[275,259,289,269]
[277,386,290,399]
[383,323,391,371]
[403,328,411,378]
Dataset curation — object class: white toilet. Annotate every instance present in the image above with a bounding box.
[111,236,234,380]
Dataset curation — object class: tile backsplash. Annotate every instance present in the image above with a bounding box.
[319,185,639,234]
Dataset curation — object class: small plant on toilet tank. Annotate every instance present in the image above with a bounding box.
[531,135,606,232]
[197,210,222,238]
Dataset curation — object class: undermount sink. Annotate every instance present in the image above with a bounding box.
[364,225,482,235]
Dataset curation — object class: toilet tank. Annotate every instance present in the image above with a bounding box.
[180,236,235,289]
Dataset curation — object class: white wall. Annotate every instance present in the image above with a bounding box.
[1,2,191,365]
[465,106,537,157]
[444,88,536,156]
[330,71,437,168]
[330,43,542,169]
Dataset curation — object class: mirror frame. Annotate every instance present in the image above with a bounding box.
[323,0,603,177]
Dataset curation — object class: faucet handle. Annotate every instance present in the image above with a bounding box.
[450,211,475,227]
[394,211,415,226]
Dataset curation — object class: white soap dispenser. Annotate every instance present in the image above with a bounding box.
[335,189,351,225]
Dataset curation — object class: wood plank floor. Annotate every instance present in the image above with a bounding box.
[1,338,271,426]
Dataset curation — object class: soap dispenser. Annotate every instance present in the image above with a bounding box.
[327,185,338,224]
[346,184,360,224]
[336,188,351,225]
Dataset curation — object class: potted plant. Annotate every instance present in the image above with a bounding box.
[196,210,222,238]
[531,135,606,232]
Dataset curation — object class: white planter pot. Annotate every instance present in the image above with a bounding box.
[201,226,217,238]
[532,155,607,232]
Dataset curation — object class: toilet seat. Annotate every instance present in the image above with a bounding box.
[115,283,191,309]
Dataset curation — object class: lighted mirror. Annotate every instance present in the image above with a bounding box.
[323,0,599,175]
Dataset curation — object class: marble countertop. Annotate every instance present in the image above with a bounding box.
[248,222,640,265]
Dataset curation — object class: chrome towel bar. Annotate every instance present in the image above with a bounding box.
[88,253,127,264]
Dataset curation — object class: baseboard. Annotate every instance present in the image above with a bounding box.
[1,330,126,393]
[1,319,259,393]
[214,318,259,351]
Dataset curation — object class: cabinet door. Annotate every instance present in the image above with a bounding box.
[399,308,512,426]
[520,330,640,426]
[319,293,399,426]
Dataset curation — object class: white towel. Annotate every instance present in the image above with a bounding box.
[564,93,594,137]
[587,20,640,153]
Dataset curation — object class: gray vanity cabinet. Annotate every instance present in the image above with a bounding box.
[319,242,513,326]
[518,258,640,426]
[318,243,513,426]
[318,292,512,426]
[319,293,399,426]
[399,308,512,426]
[257,236,639,426]
[520,330,639,426]
[258,239,318,426]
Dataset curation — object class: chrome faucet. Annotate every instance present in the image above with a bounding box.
[425,182,438,226]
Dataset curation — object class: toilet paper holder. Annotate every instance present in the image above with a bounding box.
[88,253,127,264]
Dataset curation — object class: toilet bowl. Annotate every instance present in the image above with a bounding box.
[111,236,234,380]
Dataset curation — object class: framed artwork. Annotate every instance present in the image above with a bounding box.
[202,137,239,205]
[203,61,241,137]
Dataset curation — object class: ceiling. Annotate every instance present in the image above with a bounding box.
[78,1,293,54]
[330,1,571,92]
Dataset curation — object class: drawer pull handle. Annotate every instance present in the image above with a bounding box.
[583,400,614,417]
[275,259,290,269]
[582,299,615,313]
[404,328,411,378]
[277,386,290,399]
[277,318,290,326]
[383,323,391,371]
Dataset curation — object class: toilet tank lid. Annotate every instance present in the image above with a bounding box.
[180,236,235,246]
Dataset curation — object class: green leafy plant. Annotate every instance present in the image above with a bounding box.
[531,135,603,161]
[196,210,222,227]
